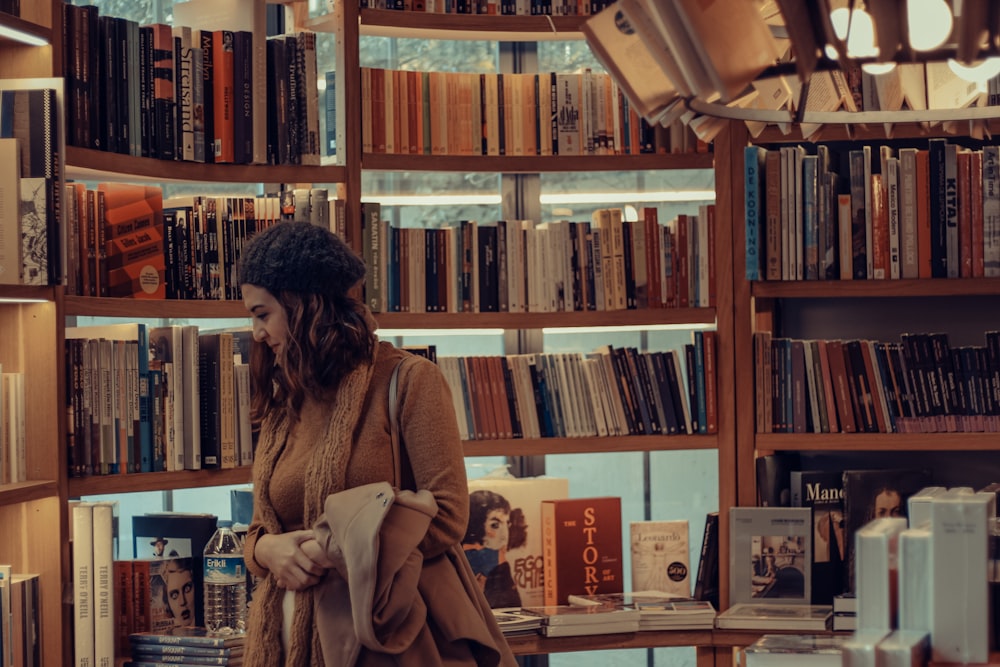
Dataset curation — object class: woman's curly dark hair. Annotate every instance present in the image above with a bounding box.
[249,288,375,424]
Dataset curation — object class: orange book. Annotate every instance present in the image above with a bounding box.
[408,70,420,155]
[114,559,134,657]
[540,497,624,606]
[870,174,888,279]
[212,30,235,163]
[370,67,385,154]
[915,149,932,279]
[488,355,513,440]
[643,207,662,309]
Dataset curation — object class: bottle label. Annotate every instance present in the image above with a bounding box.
[204,555,245,584]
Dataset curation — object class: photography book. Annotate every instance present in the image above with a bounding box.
[728,506,812,606]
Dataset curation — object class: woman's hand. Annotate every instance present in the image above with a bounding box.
[255,530,328,591]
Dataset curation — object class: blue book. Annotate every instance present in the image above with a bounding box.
[744,145,767,280]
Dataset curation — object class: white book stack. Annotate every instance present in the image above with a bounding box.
[855,516,907,632]
[930,488,996,663]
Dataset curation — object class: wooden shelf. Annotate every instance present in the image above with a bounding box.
[752,278,1000,299]
[308,9,589,41]
[363,151,715,173]
[0,12,51,45]
[63,296,717,328]
[753,119,1000,144]
[68,467,252,497]
[756,432,1000,452]
[0,284,55,302]
[0,480,57,505]
[465,434,718,457]
[507,629,714,655]
[65,146,347,184]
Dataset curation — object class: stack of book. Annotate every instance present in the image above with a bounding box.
[568,590,716,630]
[519,605,640,637]
[490,608,544,637]
[127,627,245,666]
[742,634,848,667]
[832,593,856,631]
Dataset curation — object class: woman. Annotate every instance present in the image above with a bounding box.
[238,222,515,666]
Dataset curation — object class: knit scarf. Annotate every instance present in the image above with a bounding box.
[243,346,379,667]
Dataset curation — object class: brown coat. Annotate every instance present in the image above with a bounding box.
[244,341,507,666]
[312,481,516,666]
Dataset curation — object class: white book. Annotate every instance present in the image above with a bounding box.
[842,629,891,667]
[930,489,995,663]
[906,486,948,529]
[875,630,930,667]
[885,156,901,279]
[72,502,95,667]
[898,148,919,279]
[233,361,252,467]
[898,526,933,635]
[92,502,115,667]
[984,145,1000,277]
[854,516,907,632]
[0,138,20,285]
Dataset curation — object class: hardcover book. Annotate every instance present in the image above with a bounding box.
[729,506,812,606]
[541,496,624,606]
[790,469,845,604]
[520,604,640,636]
[464,475,569,608]
[628,520,689,597]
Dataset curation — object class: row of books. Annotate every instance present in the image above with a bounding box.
[745,140,1000,283]
[0,368,24,485]
[0,86,61,287]
[63,182,333,300]
[754,330,1000,435]
[61,2,321,166]
[0,565,39,667]
[360,0,615,16]
[65,323,254,478]
[437,340,718,443]
[361,203,717,314]
[360,67,708,157]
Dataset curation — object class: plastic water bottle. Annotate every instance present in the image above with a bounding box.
[203,519,247,634]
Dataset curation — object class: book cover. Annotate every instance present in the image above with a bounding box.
[132,556,199,633]
[692,511,719,609]
[541,496,624,606]
[716,602,832,631]
[790,469,845,605]
[464,475,569,608]
[628,520,689,597]
[841,467,931,594]
[729,506,812,606]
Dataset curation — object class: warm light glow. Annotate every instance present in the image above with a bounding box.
[827,7,879,60]
[0,25,48,46]
[907,0,953,51]
[378,328,506,336]
[542,323,716,334]
[0,297,48,303]
[948,57,1000,84]
[362,191,716,207]
[862,62,898,75]
[540,190,717,205]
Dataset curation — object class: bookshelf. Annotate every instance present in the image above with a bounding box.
[0,2,738,666]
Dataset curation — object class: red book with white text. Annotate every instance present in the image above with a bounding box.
[541,496,623,606]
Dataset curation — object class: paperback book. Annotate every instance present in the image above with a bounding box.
[568,590,715,630]
[729,506,812,605]
[742,633,848,667]
[628,519,690,597]
[520,604,641,637]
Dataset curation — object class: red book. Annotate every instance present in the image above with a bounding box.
[957,150,973,278]
[970,150,985,277]
[541,496,624,606]
[642,207,662,309]
[212,30,235,163]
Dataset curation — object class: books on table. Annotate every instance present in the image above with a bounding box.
[714,602,833,631]
[742,633,849,667]
[520,604,641,637]
[567,590,715,630]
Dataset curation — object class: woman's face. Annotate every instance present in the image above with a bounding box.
[243,284,290,360]
[874,490,903,518]
[483,508,510,550]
